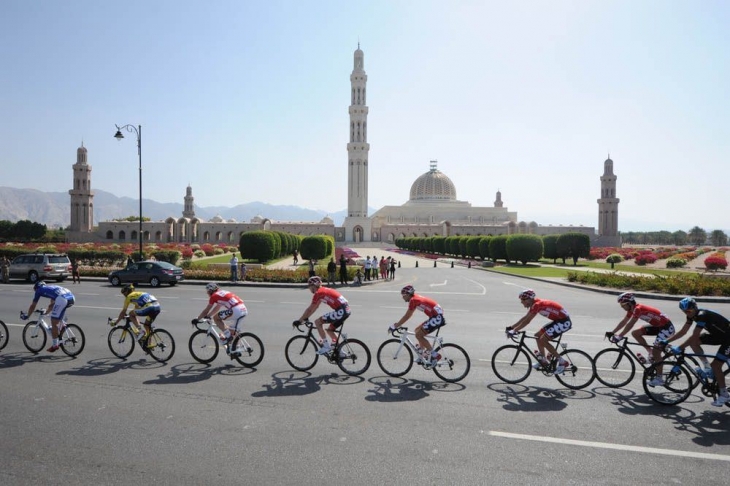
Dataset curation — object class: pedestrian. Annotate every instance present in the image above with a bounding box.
[230,253,239,282]
[293,249,299,265]
[308,259,316,278]
[389,258,397,280]
[71,258,80,284]
[364,256,372,281]
[380,256,388,280]
[1,256,9,284]
[239,262,247,282]
[339,254,348,285]
[126,255,134,268]
[372,256,379,280]
[327,258,337,286]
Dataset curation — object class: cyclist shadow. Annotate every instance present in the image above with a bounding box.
[252,371,363,398]
[365,376,464,402]
[144,362,256,385]
[0,352,39,368]
[487,383,592,412]
[56,357,163,376]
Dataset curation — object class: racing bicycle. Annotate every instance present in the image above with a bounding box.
[491,330,595,390]
[189,317,264,368]
[21,309,85,357]
[107,315,176,363]
[285,320,371,376]
[376,326,471,383]
[0,319,8,351]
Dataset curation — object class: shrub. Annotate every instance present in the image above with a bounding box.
[194,250,205,258]
[240,231,278,263]
[506,234,543,265]
[666,258,687,268]
[606,253,623,269]
[705,256,728,271]
[634,253,657,265]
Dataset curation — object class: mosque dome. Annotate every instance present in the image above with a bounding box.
[409,161,457,202]
[320,215,334,224]
[210,215,224,223]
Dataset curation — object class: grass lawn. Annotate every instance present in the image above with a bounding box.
[485,261,691,279]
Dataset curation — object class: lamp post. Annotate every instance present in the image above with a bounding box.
[114,124,143,261]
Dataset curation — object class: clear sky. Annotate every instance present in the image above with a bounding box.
[1,1,728,232]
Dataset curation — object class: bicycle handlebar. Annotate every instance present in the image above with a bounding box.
[292,319,314,333]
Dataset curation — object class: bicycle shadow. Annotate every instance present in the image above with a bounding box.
[56,357,163,376]
[253,371,326,397]
[365,376,464,402]
[487,383,593,412]
[0,352,40,368]
[143,362,256,385]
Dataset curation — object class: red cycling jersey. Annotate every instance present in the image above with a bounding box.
[408,294,443,318]
[311,286,349,310]
[627,303,670,327]
[208,290,246,310]
[529,298,570,321]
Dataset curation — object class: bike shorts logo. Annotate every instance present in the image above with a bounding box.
[545,319,572,337]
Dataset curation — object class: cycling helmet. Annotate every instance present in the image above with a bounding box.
[121,283,134,296]
[617,292,635,305]
[518,289,536,301]
[205,282,219,293]
[308,276,322,286]
[33,280,47,291]
[679,297,697,311]
[401,285,415,296]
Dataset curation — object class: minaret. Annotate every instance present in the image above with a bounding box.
[597,155,619,236]
[183,184,195,218]
[494,189,503,208]
[68,143,94,233]
[343,44,373,242]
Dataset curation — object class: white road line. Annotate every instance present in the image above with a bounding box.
[430,280,448,287]
[488,431,730,462]
[462,277,487,295]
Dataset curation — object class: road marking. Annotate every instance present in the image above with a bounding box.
[462,277,487,295]
[430,280,448,287]
[488,431,730,462]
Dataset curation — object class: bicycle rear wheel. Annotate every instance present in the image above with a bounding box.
[376,339,413,377]
[336,338,371,376]
[22,322,46,354]
[147,329,175,363]
[231,332,264,368]
[285,335,319,371]
[554,349,595,390]
[108,326,135,359]
[593,348,635,388]
[189,329,218,363]
[491,345,531,384]
[642,359,692,405]
[432,343,470,383]
[58,324,85,357]
[0,320,8,351]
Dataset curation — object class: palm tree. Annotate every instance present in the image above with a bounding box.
[688,226,707,246]
[710,229,728,247]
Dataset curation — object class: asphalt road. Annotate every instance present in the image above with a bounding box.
[1,267,729,485]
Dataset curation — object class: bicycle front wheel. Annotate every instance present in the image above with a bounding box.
[555,349,595,390]
[189,329,219,363]
[432,343,470,383]
[285,335,319,371]
[59,324,85,357]
[108,326,135,359]
[147,329,175,363]
[336,338,371,376]
[491,345,531,384]
[231,332,264,368]
[376,339,413,377]
[22,321,46,354]
[0,320,8,351]
[643,360,693,405]
[593,348,636,388]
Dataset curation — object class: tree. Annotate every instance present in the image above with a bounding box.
[709,230,728,247]
[688,226,707,246]
[506,234,543,265]
[556,232,591,265]
[299,235,329,261]
[488,235,509,263]
[239,231,277,262]
[671,230,688,246]
[542,234,560,263]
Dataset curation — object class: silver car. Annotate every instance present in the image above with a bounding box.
[9,253,72,283]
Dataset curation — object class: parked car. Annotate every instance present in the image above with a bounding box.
[108,260,184,287]
[9,253,72,283]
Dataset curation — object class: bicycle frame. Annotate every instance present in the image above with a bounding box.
[387,327,443,365]
[507,331,564,374]
[293,320,349,361]
[193,317,245,355]
[660,351,727,395]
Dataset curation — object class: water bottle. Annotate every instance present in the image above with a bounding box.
[533,349,541,359]
[637,353,646,365]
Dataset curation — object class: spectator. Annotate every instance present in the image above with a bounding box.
[327,258,337,286]
[339,254,348,285]
[364,256,372,281]
[240,262,247,281]
[389,258,397,280]
[293,249,299,266]
[230,253,239,282]
[308,259,316,278]
[71,258,81,284]
[372,256,379,280]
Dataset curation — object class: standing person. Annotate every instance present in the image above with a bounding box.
[506,289,573,375]
[239,262,247,282]
[71,258,81,284]
[662,297,730,406]
[195,283,248,344]
[372,256,379,280]
[380,256,388,280]
[294,276,351,354]
[308,259,316,278]
[229,253,239,282]
[339,254,348,285]
[327,258,337,286]
[112,284,160,344]
[1,256,9,283]
[126,255,134,268]
[608,292,675,383]
[293,249,299,265]
[389,257,397,280]
[21,281,75,352]
[388,285,445,365]
[364,256,372,281]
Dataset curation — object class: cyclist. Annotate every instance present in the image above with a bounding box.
[388,285,445,365]
[194,283,248,344]
[112,284,160,343]
[506,289,572,375]
[609,292,675,386]
[21,281,75,353]
[662,297,730,407]
[294,276,351,355]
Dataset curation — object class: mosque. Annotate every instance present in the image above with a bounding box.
[65,46,621,248]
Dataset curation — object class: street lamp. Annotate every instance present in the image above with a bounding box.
[114,124,143,261]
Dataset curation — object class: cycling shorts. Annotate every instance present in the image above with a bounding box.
[700,332,730,362]
[420,314,446,333]
[134,303,161,324]
[642,322,675,344]
[322,306,351,329]
[218,304,248,332]
[50,296,75,320]
[539,318,572,339]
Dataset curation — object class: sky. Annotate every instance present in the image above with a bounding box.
[1,0,728,232]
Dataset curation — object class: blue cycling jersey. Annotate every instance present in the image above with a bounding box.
[33,285,74,303]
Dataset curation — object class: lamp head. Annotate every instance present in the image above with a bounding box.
[114,129,124,140]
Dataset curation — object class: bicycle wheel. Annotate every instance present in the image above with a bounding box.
[107,326,135,359]
[554,349,595,390]
[432,343,471,383]
[231,332,264,368]
[336,338,371,376]
[593,348,635,388]
[0,320,8,351]
[642,359,693,405]
[376,339,413,377]
[22,321,47,354]
[60,324,85,357]
[188,329,219,364]
[491,345,531,384]
[284,335,319,371]
[147,329,175,363]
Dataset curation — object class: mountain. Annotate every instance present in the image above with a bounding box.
[0,187,355,228]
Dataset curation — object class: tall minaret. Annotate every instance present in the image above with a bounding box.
[343,44,373,242]
[597,155,619,236]
[183,184,195,218]
[68,143,94,233]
